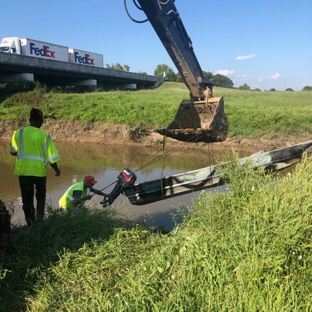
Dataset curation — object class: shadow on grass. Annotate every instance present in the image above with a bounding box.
[0,207,132,312]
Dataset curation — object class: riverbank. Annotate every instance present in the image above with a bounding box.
[2,157,312,311]
[1,119,310,153]
[1,82,311,153]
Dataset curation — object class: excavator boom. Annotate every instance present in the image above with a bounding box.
[131,0,228,143]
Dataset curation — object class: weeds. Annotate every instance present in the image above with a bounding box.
[1,158,312,311]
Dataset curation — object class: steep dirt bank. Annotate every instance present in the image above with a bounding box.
[0,120,310,152]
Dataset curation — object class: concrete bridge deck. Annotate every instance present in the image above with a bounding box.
[0,53,164,88]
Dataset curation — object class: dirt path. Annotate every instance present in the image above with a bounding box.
[1,120,309,153]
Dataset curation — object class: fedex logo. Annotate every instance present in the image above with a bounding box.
[74,52,94,65]
[30,43,55,58]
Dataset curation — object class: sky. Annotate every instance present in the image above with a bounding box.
[0,0,311,91]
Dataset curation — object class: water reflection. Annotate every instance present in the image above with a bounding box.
[0,139,242,230]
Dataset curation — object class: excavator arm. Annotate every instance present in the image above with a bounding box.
[126,0,228,143]
[136,0,211,100]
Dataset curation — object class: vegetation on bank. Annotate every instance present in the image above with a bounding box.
[0,81,312,140]
[1,155,312,311]
[1,82,312,310]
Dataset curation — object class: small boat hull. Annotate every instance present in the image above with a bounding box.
[123,140,312,205]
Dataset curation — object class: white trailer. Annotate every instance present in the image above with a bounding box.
[20,38,68,62]
[0,37,68,62]
[0,37,104,67]
[68,48,103,67]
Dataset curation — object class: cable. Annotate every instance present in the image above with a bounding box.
[95,130,204,194]
[159,0,171,5]
[124,0,148,24]
[133,0,143,10]
[157,0,178,17]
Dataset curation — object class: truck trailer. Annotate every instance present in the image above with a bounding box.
[68,48,103,67]
[0,37,68,62]
[0,37,103,67]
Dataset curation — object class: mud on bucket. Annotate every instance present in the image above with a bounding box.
[156,96,228,143]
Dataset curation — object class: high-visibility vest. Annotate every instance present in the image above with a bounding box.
[59,182,90,209]
[10,126,60,177]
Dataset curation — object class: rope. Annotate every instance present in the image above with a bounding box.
[96,130,205,194]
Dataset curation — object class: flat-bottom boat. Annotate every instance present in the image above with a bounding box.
[122,140,312,205]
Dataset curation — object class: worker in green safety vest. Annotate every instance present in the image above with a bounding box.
[59,175,109,211]
[10,108,61,226]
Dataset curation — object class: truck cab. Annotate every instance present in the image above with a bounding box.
[0,37,21,54]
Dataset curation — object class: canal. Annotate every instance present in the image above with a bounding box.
[0,139,243,231]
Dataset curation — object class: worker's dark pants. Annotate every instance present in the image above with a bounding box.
[19,176,46,226]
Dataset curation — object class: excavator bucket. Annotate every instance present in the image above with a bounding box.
[157,96,228,143]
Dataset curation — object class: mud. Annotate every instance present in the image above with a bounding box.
[0,120,309,153]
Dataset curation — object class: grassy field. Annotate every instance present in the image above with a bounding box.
[1,155,312,311]
[1,82,312,139]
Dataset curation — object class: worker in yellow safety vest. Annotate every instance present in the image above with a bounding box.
[10,108,61,225]
[59,175,109,211]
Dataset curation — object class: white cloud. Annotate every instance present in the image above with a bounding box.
[268,72,281,79]
[215,69,235,76]
[236,74,249,80]
[236,53,256,61]
[258,73,281,82]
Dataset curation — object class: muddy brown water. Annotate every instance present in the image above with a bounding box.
[0,139,247,231]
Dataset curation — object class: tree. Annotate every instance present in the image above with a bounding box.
[137,71,147,75]
[175,72,184,83]
[154,64,176,81]
[302,86,312,91]
[175,70,212,83]
[106,63,130,72]
[285,88,294,92]
[165,68,177,81]
[212,74,234,88]
[202,71,214,80]
[269,88,276,92]
[123,65,130,72]
[238,83,251,91]
[253,88,261,91]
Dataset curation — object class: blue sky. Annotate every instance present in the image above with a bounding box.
[1,0,311,90]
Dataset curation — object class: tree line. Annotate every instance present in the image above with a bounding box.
[106,63,312,92]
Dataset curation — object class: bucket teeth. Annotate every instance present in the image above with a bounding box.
[156,128,227,143]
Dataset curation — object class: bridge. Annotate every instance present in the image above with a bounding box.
[0,53,164,89]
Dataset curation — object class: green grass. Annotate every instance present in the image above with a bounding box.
[214,89,312,138]
[0,83,189,128]
[1,82,311,140]
[1,155,312,311]
[2,82,312,311]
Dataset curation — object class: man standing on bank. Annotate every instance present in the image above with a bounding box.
[59,175,109,211]
[10,108,61,225]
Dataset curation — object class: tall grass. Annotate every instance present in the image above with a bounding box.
[1,155,312,311]
[214,89,312,138]
[0,82,311,139]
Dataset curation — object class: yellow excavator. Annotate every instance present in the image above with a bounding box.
[124,0,228,143]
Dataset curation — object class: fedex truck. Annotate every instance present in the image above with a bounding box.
[0,37,68,62]
[68,49,103,67]
[0,37,22,54]
[0,37,104,67]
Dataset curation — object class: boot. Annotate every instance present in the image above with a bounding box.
[24,205,36,226]
[36,200,46,221]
